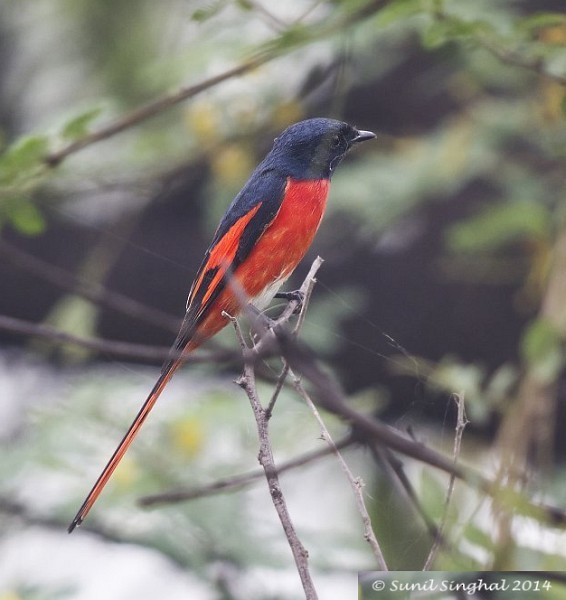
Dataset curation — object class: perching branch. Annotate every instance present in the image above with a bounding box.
[226,309,318,600]
[275,264,387,566]
[144,256,566,536]
[220,258,325,600]
[266,257,320,417]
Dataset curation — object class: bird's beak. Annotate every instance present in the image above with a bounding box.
[352,129,376,144]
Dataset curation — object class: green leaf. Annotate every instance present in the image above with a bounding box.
[191,1,225,22]
[422,16,492,50]
[61,107,102,141]
[521,318,564,381]
[420,471,448,520]
[258,23,311,57]
[235,0,253,10]
[6,199,46,235]
[517,12,566,35]
[422,21,451,49]
[0,135,49,184]
[371,0,423,29]
[42,295,98,362]
[465,523,496,552]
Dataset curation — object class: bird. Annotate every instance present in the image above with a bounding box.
[68,117,375,532]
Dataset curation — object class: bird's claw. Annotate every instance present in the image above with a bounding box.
[275,290,305,314]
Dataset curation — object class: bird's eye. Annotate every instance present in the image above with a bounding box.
[330,134,341,149]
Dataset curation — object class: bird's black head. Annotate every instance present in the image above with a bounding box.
[265,118,376,180]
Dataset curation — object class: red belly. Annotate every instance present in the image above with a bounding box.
[195,178,330,342]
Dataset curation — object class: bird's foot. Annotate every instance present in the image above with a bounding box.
[275,290,305,314]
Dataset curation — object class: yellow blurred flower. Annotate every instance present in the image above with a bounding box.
[538,80,566,123]
[169,417,205,458]
[272,101,304,130]
[113,456,141,490]
[211,144,255,187]
[0,592,23,600]
[539,25,566,45]
[536,25,566,123]
[185,103,221,143]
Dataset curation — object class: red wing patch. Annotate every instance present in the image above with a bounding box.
[187,202,262,312]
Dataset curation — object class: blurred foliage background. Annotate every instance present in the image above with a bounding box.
[1,0,566,598]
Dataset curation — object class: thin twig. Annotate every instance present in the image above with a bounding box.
[0,239,180,332]
[224,258,566,527]
[0,496,189,568]
[139,435,354,506]
[290,369,388,570]
[268,320,566,528]
[293,266,319,335]
[45,59,263,167]
[373,445,447,548]
[220,261,326,599]
[43,0,391,167]
[265,260,322,417]
[293,0,325,25]
[226,309,318,600]
[247,0,288,31]
[432,4,566,86]
[423,393,468,570]
[250,258,323,359]
[0,313,231,364]
[479,35,566,86]
[266,363,291,418]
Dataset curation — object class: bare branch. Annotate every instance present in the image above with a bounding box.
[266,259,321,417]
[265,313,566,528]
[139,435,354,506]
[0,313,231,364]
[266,362,291,417]
[43,0,392,167]
[479,35,566,86]
[45,59,264,167]
[290,369,388,570]
[374,446,448,547]
[423,392,468,570]
[209,256,566,528]
[221,260,325,599]
[0,239,180,333]
[246,0,289,31]
[0,496,188,568]
[235,347,318,599]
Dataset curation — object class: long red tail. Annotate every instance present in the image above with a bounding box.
[67,357,183,532]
